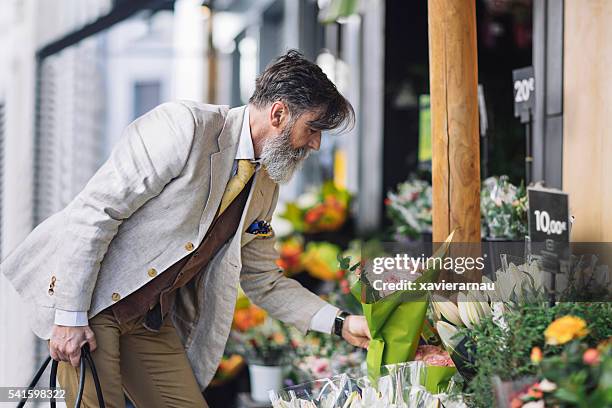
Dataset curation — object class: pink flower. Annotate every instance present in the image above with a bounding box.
[583,348,600,366]
[414,345,455,367]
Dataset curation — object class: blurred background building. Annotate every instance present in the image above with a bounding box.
[4,0,585,404]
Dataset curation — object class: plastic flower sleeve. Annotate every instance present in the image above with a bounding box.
[270,374,357,408]
[351,233,455,383]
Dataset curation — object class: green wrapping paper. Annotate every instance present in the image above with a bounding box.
[353,233,456,393]
[360,278,430,381]
[425,366,457,393]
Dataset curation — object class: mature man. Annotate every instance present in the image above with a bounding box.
[1,50,369,407]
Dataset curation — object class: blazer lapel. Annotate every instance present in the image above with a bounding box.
[196,106,246,243]
[225,169,263,267]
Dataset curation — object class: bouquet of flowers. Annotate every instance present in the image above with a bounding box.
[229,317,293,366]
[462,298,612,406]
[385,179,432,240]
[431,256,544,382]
[350,232,457,393]
[499,316,612,408]
[286,328,364,388]
[480,176,528,240]
[269,363,469,408]
[301,241,344,281]
[280,181,351,234]
[276,236,305,276]
[229,291,293,366]
[432,257,543,346]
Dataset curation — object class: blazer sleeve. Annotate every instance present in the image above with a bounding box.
[53,101,197,311]
[239,184,328,334]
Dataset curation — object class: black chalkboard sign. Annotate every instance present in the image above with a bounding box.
[513,66,535,123]
[528,187,570,288]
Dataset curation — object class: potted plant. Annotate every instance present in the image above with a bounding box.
[385,178,433,242]
[480,176,528,241]
[229,308,293,402]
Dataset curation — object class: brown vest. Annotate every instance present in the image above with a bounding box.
[109,176,254,330]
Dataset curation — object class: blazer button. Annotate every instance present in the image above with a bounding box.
[185,242,195,251]
[111,292,121,302]
[148,268,158,277]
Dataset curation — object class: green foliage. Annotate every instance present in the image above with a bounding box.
[539,342,612,408]
[464,302,612,407]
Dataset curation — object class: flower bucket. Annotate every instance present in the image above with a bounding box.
[248,364,284,403]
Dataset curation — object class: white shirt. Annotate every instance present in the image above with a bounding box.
[55,107,340,334]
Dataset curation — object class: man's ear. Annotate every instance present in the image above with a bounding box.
[269,101,287,128]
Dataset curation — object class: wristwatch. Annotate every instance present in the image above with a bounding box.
[333,311,349,337]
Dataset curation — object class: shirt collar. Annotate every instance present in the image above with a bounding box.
[236,106,256,161]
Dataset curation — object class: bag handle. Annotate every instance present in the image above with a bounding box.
[18,344,105,408]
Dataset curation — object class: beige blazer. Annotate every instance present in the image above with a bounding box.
[0,101,327,389]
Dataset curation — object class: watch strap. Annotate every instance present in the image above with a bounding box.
[333,311,349,337]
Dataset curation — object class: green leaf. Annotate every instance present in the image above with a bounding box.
[555,387,581,404]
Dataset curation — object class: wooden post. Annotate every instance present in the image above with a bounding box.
[428,0,481,243]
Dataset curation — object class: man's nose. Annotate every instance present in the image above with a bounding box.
[308,132,321,151]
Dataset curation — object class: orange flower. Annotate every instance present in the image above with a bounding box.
[233,305,266,331]
[527,383,543,399]
[510,397,523,408]
[583,348,600,366]
[544,316,589,345]
[303,197,347,233]
[530,346,543,364]
[218,355,244,372]
[271,332,286,344]
[304,205,325,224]
[276,239,303,274]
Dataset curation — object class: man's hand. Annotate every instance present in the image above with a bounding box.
[49,325,97,367]
[342,315,371,349]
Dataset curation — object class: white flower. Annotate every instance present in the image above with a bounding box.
[539,378,557,392]
[296,191,318,208]
[271,216,294,238]
[468,290,492,317]
[436,321,461,350]
[457,292,486,328]
[431,295,464,327]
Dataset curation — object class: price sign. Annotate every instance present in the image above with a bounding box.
[528,187,570,286]
[513,66,535,123]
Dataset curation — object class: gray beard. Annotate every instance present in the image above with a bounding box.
[260,125,311,184]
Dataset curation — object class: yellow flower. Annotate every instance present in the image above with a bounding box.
[544,316,589,345]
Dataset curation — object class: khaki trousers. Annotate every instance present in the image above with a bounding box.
[57,309,208,408]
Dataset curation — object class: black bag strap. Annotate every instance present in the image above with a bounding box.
[17,344,105,408]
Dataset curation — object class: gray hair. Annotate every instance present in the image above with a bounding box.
[250,50,355,133]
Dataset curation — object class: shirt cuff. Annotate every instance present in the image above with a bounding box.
[54,310,89,326]
[309,303,340,334]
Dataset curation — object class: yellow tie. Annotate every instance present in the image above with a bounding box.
[217,159,256,216]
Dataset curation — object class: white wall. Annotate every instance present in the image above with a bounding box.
[0,0,39,388]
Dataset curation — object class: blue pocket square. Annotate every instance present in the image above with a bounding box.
[246,220,273,237]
